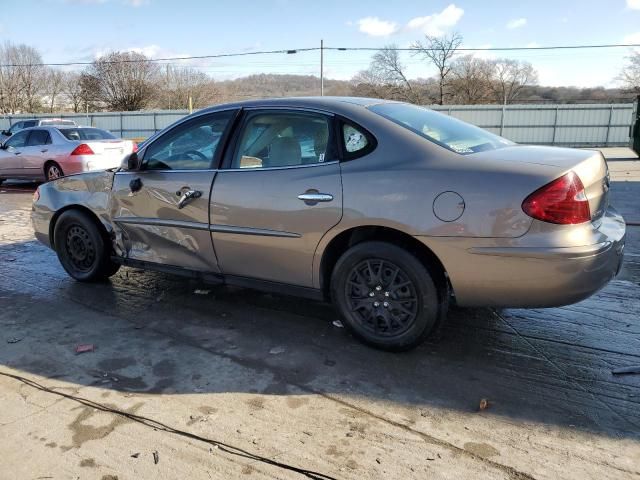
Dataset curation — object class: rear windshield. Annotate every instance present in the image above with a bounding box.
[59,128,115,141]
[368,103,513,155]
[41,119,76,126]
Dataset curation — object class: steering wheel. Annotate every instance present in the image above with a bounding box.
[184,150,208,161]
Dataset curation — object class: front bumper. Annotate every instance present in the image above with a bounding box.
[418,207,626,308]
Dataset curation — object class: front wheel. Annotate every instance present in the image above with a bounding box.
[53,209,120,282]
[331,241,441,351]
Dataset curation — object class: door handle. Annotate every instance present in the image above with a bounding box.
[176,189,202,209]
[41,149,48,153]
[298,190,333,206]
[14,152,20,155]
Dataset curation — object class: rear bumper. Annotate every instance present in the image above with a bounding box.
[418,207,626,308]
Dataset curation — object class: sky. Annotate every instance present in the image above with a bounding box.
[2,0,640,89]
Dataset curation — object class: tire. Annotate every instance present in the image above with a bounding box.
[45,162,63,181]
[331,241,441,351]
[53,209,120,282]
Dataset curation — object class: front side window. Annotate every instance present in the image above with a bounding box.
[144,111,233,170]
[369,103,513,155]
[4,130,29,148]
[26,130,51,146]
[8,122,23,134]
[232,112,331,169]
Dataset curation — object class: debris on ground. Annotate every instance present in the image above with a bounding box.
[131,453,140,458]
[152,451,159,465]
[7,337,22,344]
[75,344,94,354]
[612,365,640,375]
[269,346,285,355]
[479,398,489,411]
[194,289,210,295]
[332,320,344,328]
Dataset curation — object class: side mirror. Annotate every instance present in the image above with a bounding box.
[0,143,8,150]
[1,130,10,137]
[121,152,140,171]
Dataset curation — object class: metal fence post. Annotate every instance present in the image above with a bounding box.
[552,106,559,145]
[500,105,506,136]
[153,112,157,134]
[119,112,124,138]
[605,104,614,147]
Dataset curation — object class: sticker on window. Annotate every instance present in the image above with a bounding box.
[343,125,368,153]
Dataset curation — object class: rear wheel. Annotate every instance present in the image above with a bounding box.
[331,241,441,351]
[45,162,63,181]
[53,209,120,282]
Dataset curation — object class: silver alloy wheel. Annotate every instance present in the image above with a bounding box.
[47,164,62,180]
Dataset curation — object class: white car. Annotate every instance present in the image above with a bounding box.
[0,126,136,183]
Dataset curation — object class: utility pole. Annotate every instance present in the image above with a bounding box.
[320,39,324,96]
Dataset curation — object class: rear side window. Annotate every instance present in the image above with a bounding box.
[343,124,369,153]
[26,130,51,146]
[22,120,37,128]
[60,128,115,141]
[232,112,332,169]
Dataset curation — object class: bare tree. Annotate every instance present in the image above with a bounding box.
[155,65,219,109]
[46,69,66,112]
[63,72,84,113]
[618,52,640,93]
[449,55,493,104]
[411,32,462,105]
[490,59,538,104]
[370,45,418,102]
[0,42,47,113]
[87,51,160,110]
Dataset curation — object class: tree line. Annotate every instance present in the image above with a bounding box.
[0,35,638,114]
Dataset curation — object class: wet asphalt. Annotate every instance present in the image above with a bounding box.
[0,171,639,479]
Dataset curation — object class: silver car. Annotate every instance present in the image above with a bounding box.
[31,97,626,351]
[0,126,136,183]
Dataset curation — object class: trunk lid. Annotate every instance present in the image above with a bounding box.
[474,145,610,224]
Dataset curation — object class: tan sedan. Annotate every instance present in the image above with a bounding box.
[31,97,626,351]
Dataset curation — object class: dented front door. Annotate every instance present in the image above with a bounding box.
[108,110,236,272]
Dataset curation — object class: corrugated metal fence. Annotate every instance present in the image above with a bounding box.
[0,103,635,147]
[430,103,635,147]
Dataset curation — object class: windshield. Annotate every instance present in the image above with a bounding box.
[59,128,115,141]
[369,103,514,155]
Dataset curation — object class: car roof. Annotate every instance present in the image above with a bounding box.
[198,96,401,115]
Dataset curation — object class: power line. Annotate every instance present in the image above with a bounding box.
[327,43,640,52]
[1,42,640,68]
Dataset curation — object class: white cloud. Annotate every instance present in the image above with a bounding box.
[124,0,149,6]
[357,17,398,37]
[506,18,527,29]
[406,4,464,36]
[525,42,540,48]
[627,0,640,9]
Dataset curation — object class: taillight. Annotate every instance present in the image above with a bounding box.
[522,171,591,224]
[132,142,138,153]
[71,144,94,155]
